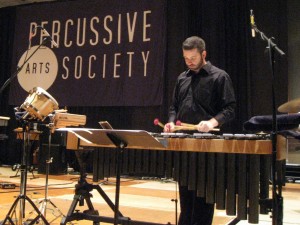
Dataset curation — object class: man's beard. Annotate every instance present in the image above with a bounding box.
[188,58,204,72]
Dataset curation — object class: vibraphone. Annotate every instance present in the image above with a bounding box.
[65,130,286,224]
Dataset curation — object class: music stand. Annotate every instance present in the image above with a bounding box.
[59,128,170,225]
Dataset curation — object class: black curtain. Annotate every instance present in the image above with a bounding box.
[0,0,288,165]
[0,7,18,164]
[0,7,15,115]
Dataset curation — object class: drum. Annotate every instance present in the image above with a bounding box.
[20,87,59,121]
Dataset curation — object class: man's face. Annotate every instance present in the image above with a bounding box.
[183,48,206,72]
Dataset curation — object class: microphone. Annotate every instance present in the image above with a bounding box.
[250,9,256,38]
[41,27,58,47]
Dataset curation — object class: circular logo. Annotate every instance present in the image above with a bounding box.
[17,45,58,92]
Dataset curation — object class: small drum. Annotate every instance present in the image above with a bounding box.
[20,87,59,121]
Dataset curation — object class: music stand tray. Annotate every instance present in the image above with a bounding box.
[61,128,167,149]
[59,128,170,225]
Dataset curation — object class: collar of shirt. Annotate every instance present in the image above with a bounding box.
[187,61,212,76]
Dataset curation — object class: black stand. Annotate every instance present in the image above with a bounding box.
[252,17,285,225]
[0,123,49,225]
[60,129,171,225]
[60,149,127,225]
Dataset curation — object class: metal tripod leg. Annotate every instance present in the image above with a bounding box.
[0,194,49,225]
[34,199,65,224]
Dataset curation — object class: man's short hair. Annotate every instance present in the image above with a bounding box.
[182,36,206,53]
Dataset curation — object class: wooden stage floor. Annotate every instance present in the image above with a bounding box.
[0,166,299,225]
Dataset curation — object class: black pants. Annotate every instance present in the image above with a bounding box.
[178,185,214,225]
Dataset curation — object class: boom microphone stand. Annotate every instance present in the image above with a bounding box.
[250,10,285,225]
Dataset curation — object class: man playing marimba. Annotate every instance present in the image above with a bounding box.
[164,36,236,225]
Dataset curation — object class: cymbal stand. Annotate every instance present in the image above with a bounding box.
[29,124,64,224]
[0,122,49,225]
[252,15,285,225]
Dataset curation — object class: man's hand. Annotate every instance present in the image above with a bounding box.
[164,122,175,132]
[196,118,218,132]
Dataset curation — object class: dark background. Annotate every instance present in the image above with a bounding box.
[0,0,290,165]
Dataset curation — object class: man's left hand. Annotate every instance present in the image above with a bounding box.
[196,118,219,132]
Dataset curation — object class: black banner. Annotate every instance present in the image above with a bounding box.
[9,0,166,107]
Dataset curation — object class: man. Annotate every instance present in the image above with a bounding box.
[164,36,236,225]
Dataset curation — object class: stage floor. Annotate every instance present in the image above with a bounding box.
[0,165,299,225]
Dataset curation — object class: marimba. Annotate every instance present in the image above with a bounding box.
[65,130,286,224]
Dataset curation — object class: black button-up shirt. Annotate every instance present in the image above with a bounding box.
[168,61,236,126]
